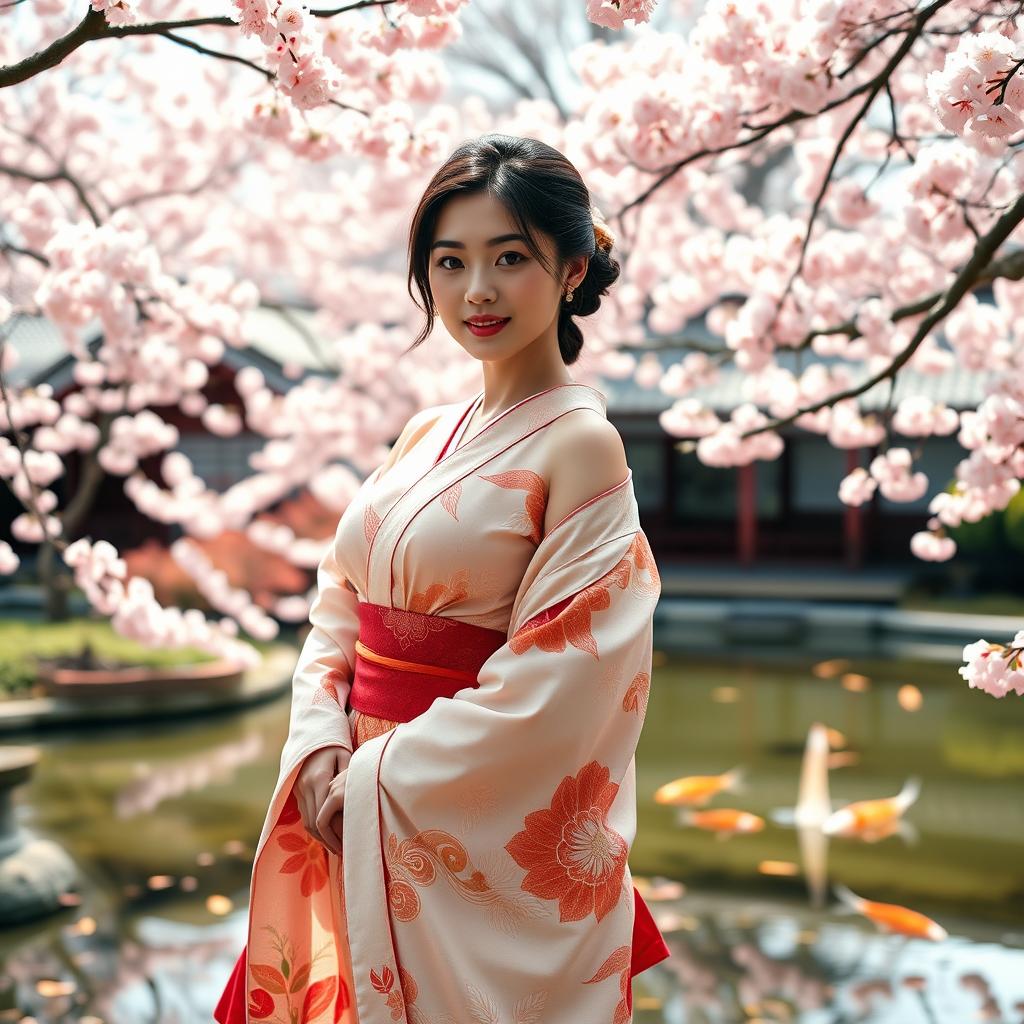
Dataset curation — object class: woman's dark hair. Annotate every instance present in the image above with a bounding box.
[404,133,620,365]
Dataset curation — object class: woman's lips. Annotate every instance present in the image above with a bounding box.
[465,317,510,337]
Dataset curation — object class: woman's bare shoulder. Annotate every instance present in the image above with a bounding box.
[542,409,629,536]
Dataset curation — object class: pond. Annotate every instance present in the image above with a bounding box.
[2,651,1022,1023]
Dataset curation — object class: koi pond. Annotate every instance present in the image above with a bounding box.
[2,651,1022,1023]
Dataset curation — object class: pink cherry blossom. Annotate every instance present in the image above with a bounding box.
[959,637,1024,698]
[838,467,877,508]
[910,530,957,561]
[89,0,137,27]
[869,448,929,503]
[0,541,19,576]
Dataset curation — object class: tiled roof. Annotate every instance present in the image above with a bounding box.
[603,346,998,415]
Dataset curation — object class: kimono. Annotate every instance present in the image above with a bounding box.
[215,382,669,1024]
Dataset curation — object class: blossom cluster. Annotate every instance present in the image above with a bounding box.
[928,32,1024,150]
[960,632,1024,698]
[170,538,280,642]
[62,538,263,668]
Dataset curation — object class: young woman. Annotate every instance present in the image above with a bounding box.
[215,133,668,1024]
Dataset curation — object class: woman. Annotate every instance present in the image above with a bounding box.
[215,133,669,1024]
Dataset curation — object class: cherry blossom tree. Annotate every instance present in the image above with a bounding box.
[1,0,1022,695]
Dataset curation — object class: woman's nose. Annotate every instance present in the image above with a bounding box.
[465,279,496,302]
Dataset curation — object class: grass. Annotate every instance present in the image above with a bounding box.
[0,616,286,698]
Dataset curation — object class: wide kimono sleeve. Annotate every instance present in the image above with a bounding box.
[282,516,360,765]
[341,477,662,1024]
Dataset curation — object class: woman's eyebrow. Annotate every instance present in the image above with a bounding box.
[430,233,527,251]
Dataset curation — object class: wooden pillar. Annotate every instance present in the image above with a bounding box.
[843,447,864,569]
[737,462,757,564]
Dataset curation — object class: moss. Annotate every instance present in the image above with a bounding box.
[0,617,281,697]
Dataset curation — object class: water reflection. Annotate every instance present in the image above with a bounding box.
[114,732,265,818]
[637,892,1024,1023]
[1,654,1021,1022]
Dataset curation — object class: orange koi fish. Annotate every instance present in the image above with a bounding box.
[823,778,920,836]
[835,884,947,941]
[681,808,765,835]
[654,767,744,807]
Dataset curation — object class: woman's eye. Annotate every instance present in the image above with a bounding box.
[436,252,526,270]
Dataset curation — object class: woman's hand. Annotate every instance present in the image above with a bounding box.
[315,768,348,856]
[294,745,350,852]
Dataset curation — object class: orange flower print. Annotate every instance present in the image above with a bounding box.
[364,503,381,545]
[311,667,344,707]
[622,671,650,716]
[510,555,631,658]
[353,710,400,749]
[505,761,627,923]
[439,478,463,519]
[250,925,348,1024]
[628,532,661,596]
[408,567,470,615]
[368,962,419,1019]
[279,788,302,826]
[248,987,274,1019]
[583,945,632,1024]
[278,830,329,896]
[479,469,547,544]
[385,827,546,936]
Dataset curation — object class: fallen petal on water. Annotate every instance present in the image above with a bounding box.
[36,980,76,998]
[841,673,871,692]
[812,659,851,678]
[898,684,923,711]
[758,860,800,876]
[206,894,234,916]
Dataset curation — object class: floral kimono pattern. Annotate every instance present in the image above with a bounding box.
[228,383,664,1024]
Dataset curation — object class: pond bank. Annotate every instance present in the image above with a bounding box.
[0,644,296,733]
[655,597,1020,662]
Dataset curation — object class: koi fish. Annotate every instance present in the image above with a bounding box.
[654,767,744,807]
[823,778,921,836]
[680,808,765,835]
[853,817,919,845]
[769,721,830,828]
[834,884,947,941]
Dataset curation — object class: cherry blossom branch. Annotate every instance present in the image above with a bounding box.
[985,54,1024,106]
[0,241,48,265]
[154,30,370,115]
[793,246,1024,349]
[764,58,900,333]
[737,187,1024,439]
[110,158,249,212]
[0,162,102,225]
[615,0,952,224]
[0,2,400,89]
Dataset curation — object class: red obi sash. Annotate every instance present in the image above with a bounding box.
[214,602,669,1023]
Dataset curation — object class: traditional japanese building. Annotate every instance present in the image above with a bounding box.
[1,307,997,575]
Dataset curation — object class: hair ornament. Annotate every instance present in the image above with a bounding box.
[590,203,616,254]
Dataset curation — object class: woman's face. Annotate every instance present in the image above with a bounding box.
[427,191,584,364]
